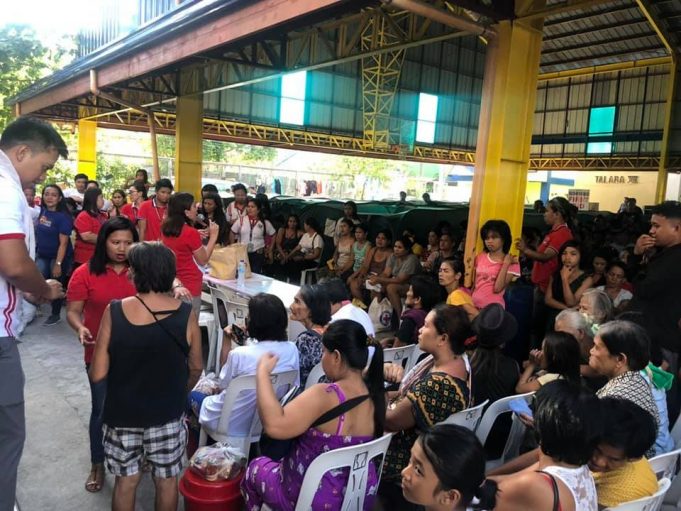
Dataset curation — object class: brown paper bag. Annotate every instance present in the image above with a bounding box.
[208,243,252,280]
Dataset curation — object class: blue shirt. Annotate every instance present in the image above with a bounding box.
[35,209,73,259]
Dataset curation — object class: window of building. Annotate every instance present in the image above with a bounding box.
[586,106,616,154]
[415,93,438,144]
[279,71,307,125]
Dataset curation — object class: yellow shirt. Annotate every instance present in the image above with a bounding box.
[593,457,658,508]
[446,289,474,307]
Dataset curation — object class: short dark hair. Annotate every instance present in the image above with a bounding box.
[344,200,358,217]
[202,183,219,193]
[74,173,88,182]
[89,217,139,275]
[480,219,512,254]
[599,397,656,459]
[542,331,581,384]
[128,242,176,293]
[338,217,354,231]
[319,278,349,304]
[597,320,650,371]
[81,187,102,216]
[87,179,100,188]
[651,201,681,220]
[534,380,602,466]
[431,304,472,355]
[303,216,321,234]
[0,117,68,158]
[247,293,288,341]
[299,284,331,326]
[606,260,628,276]
[376,229,392,243]
[231,183,247,193]
[409,274,441,312]
[440,257,465,286]
[355,222,368,234]
[155,178,173,192]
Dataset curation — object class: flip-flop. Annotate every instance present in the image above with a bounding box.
[85,464,104,493]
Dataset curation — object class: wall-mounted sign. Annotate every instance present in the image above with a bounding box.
[595,175,639,184]
[568,189,590,211]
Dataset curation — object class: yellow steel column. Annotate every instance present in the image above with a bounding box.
[77,119,97,179]
[175,94,203,199]
[656,59,677,203]
[463,7,544,286]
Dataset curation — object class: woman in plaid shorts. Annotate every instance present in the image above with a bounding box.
[89,242,203,510]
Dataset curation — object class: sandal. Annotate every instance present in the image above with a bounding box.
[85,463,104,493]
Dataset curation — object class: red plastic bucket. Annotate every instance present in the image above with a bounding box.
[179,469,244,511]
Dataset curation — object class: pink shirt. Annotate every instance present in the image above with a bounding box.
[472,253,520,309]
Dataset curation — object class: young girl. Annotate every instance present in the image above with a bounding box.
[544,240,593,331]
[438,258,478,320]
[516,331,581,393]
[350,223,372,280]
[401,424,492,511]
[472,220,520,309]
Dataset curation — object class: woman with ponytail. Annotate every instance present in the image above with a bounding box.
[242,319,385,510]
[401,424,496,511]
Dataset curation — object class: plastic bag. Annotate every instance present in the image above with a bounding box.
[189,443,247,481]
[369,297,393,333]
[193,372,220,395]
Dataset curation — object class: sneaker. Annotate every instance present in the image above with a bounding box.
[43,314,61,326]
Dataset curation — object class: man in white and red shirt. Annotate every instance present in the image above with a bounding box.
[138,178,173,241]
[0,117,66,510]
[226,182,248,225]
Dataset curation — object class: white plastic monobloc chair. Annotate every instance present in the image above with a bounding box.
[198,370,298,460]
[439,399,489,432]
[305,362,326,390]
[264,433,393,511]
[207,284,248,374]
[403,345,426,375]
[475,392,534,470]
[605,477,671,511]
[650,449,681,481]
[383,345,416,367]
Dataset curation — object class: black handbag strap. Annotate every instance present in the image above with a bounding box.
[134,296,189,357]
[311,394,370,428]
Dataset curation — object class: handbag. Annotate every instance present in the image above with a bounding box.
[208,243,252,280]
[368,297,393,333]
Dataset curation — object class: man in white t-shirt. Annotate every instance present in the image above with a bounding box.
[0,117,66,509]
[321,277,375,337]
[63,172,88,211]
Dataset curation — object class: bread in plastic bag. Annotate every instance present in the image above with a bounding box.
[189,443,247,481]
[193,372,220,395]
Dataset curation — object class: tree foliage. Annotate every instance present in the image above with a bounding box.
[156,134,276,163]
[0,24,73,131]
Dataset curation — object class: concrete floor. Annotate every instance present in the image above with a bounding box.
[15,309,185,511]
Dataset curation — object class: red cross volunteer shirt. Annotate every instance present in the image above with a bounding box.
[0,150,35,337]
[531,224,573,293]
[161,224,204,297]
[67,263,136,364]
[138,198,168,241]
[74,211,109,264]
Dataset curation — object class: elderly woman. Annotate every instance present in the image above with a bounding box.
[89,242,203,510]
[379,305,473,505]
[195,293,300,438]
[579,288,614,326]
[589,320,665,455]
[289,284,332,387]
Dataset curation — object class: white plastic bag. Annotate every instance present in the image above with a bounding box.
[368,297,393,333]
[189,443,247,481]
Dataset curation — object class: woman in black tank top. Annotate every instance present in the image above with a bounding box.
[89,243,203,508]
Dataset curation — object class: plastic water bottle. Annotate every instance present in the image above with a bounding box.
[237,260,246,288]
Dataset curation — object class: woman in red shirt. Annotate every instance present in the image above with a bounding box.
[161,193,219,312]
[67,217,138,493]
[74,188,109,268]
[120,181,147,226]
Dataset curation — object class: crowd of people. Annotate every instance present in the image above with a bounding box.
[3,115,681,511]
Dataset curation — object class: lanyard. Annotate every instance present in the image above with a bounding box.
[248,216,259,242]
[152,198,165,222]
